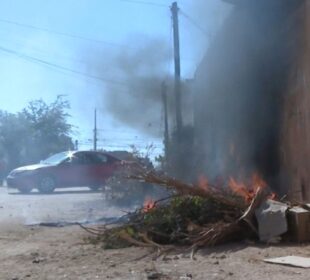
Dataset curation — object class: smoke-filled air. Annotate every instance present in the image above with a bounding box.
[193,0,303,191]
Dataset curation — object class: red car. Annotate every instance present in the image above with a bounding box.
[6,151,121,193]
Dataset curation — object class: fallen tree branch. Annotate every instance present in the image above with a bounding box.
[130,170,246,210]
[239,187,268,234]
[83,168,274,251]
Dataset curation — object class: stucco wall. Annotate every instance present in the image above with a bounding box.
[193,0,304,196]
[280,1,310,202]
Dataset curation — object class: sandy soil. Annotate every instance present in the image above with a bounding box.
[0,224,310,280]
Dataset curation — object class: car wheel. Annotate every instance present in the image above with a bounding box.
[38,176,56,194]
[17,186,33,194]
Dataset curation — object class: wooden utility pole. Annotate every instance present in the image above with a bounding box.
[162,81,169,158]
[171,1,183,136]
[93,108,97,151]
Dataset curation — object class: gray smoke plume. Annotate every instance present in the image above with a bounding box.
[87,36,196,137]
[193,0,303,187]
[82,1,231,139]
[97,38,173,137]
[191,0,232,34]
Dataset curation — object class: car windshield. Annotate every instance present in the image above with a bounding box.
[41,151,74,165]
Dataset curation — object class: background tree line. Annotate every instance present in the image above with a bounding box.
[0,96,74,179]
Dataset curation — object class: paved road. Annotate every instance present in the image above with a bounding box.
[0,186,130,225]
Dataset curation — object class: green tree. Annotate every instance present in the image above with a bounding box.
[0,111,30,170]
[0,96,74,173]
[22,95,74,161]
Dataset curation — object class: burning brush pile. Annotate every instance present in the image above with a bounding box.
[82,165,293,253]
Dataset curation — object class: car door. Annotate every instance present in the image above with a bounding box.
[86,153,117,185]
[56,152,92,187]
[76,153,97,186]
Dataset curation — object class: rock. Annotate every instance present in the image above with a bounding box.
[32,257,45,264]
[147,272,163,279]
[255,199,288,241]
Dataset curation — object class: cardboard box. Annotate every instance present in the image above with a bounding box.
[287,207,310,242]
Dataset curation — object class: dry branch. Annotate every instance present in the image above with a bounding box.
[82,168,271,250]
[129,167,246,211]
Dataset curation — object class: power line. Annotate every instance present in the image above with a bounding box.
[81,138,162,144]
[0,45,128,86]
[119,0,168,8]
[78,143,163,149]
[79,138,163,145]
[0,18,131,48]
[179,10,210,38]
[0,37,178,88]
[102,141,163,145]
[0,36,90,66]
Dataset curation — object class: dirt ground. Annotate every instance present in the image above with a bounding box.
[0,187,130,225]
[0,223,309,280]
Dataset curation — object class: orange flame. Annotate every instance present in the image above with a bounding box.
[268,192,277,200]
[196,173,275,204]
[251,173,267,189]
[229,173,269,203]
[228,177,252,203]
[143,198,156,212]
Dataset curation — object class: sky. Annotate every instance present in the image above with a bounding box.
[0,0,231,157]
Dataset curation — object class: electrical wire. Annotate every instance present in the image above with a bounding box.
[78,143,163,150]
[0,36,89,66]
[119,0,168,8]
[0,43,172,92]
[0,18,131,48]
[0,45,128,86]
[179,10,210,38]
